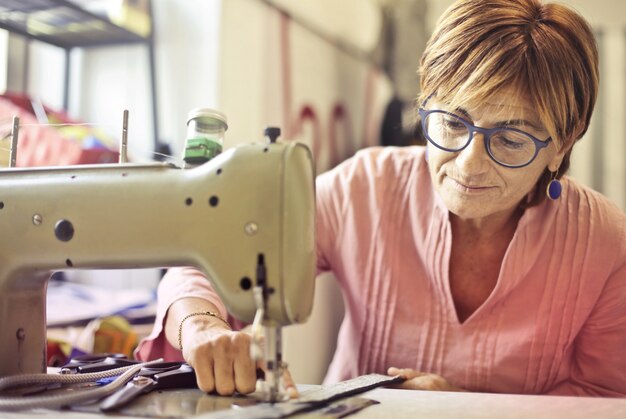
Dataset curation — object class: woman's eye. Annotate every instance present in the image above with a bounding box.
[503,138,524,148]
[493,134,527,149]
[442,117,465,130]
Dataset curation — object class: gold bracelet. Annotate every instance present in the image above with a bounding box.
[178,311,231,351]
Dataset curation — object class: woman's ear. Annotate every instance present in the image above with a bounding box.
[547,141,572,172]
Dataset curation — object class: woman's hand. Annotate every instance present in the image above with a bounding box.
[387,367,465,392]
[165,297,297,397]
[182,323,298,397]
[182,324,257,395]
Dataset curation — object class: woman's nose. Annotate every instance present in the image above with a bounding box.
[454,133,490,174]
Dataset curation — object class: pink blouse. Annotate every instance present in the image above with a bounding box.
[136,146,626,397]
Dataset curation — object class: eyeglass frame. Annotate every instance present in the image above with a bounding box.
[417,106,552,168]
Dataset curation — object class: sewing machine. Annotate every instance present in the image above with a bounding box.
[0,126,316,402]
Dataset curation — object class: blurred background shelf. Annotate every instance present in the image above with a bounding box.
[0,0,150,48]
[0,0,160,148]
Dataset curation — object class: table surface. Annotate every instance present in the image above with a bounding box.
[2,385,626,418]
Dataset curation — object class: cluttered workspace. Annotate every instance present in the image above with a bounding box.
[1,0,626,418]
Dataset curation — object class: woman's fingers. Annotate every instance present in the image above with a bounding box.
[387,367,428,380]
[255,360,299,398]
[282,368,299,398]
[232,334,257,394]
[184,329,302,398]
[387,367,461,391]
[185,330,254,395]
[213,334,236,395]
[190,345,216,393]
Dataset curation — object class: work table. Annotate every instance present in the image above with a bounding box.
[2,385,625,418]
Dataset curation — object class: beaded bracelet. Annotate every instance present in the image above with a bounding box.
[178,311,231,351]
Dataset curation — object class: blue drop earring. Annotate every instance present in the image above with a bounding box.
[546,170,562,200]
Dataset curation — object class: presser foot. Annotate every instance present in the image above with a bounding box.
[254,373,290,403]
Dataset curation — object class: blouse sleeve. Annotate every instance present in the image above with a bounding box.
[315,154,359,275]
[547,260,626,397]
[133,267,227,361]
[316,172,340,275]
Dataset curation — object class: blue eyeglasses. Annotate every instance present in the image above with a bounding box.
[418,108,552,168]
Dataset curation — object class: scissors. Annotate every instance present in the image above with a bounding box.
[60,353,140,374]
[99,361,197,412]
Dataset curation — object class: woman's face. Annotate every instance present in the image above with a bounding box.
[426,89,566,222]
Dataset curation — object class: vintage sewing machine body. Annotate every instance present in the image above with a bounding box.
[0,136,316,400]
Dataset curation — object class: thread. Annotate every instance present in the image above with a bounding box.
[0,120,182,166]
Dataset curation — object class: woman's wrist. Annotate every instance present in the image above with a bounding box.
[178,311,231,351]
[164,297,230,352]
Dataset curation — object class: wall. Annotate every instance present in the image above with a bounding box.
[566,0,626,211]
[74,0,223,163]
[218,0,392,172]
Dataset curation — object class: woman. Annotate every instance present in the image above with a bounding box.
[136,0,626,397]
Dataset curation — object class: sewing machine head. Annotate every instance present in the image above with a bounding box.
[0,126,316,400]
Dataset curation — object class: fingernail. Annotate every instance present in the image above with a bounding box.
[287,387,299,399]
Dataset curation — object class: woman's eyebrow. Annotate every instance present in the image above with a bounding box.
[454,107,543,131]
[455,107,472,119]
[498,118,544,131]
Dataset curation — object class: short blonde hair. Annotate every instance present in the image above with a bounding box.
[419,0,598,204]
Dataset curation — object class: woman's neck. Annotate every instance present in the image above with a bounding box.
[450,205,524,243]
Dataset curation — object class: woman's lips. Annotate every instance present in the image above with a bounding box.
[449,178,494,193]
